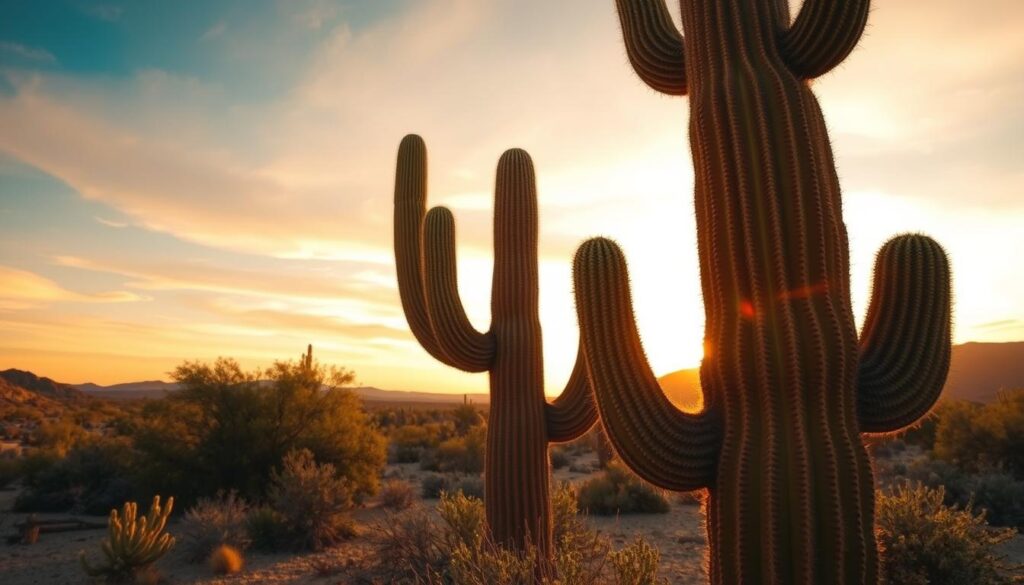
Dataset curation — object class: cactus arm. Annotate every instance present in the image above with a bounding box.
[857,234,952,433]
[614,0,687,96]
[545,345,598,443]
[780,0,870,80]
[574,238,719,491]
[423,207,495,372]
[394,134,450,362]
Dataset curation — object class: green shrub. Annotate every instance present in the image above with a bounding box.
[577,464,670,515]
[133,355,386,507]
[269,449,355,551]
[244,507,289,553]
[390,424,438,463]
[876,482,1019,585]
[906,457,1024,528]
[180,491,250,563]
[15,436,137,514]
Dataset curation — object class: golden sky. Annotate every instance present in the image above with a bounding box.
[1,0,1022,393]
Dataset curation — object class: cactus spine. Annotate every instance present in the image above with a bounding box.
[81,496,176,580]
[573,1,952,584]
[393,135,597,561]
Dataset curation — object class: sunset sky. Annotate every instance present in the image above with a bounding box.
[1,0,1021,394]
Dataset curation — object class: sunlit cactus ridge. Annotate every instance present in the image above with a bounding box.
[393,135,598,562]
[572,1,952,584]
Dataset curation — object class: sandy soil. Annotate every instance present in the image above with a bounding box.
[1,459,1020,585]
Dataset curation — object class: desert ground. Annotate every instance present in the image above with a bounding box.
[1,456,1021,585]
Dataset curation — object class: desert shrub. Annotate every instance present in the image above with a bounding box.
[675,490,704,506]
[434,427,486,474]
[0,456,22,489]
[391,424,438,463]
[366,488,664,584]
[380,479,416,510]
[180,491,250,562]
[550,447,571,470]
[80,496,175,584]
[876,482,1019,585]
[905,457,1024,528]
[451,403,484,436]
[421,473,449,499]
[934,390,1024,479]
[208,544,244,575]
[132,355,386,506]
[269,449,355,551]
[454,475,485,499]
[16,436,138,514]
[30,417,88,456]
[244,507,289,552]
[608,536,667,585]
[371,508,447,581]
[577,464,670,515]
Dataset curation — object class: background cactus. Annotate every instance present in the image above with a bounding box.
[572,1,952,583]
[80,495,176,582]
[393,135,598,561]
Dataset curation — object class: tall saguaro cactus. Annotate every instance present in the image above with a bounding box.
[394,135,597,560]
[573,1,952,584]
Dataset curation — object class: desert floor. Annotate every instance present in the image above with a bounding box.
[1,460,1020,584]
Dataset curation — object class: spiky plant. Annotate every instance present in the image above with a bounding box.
[81,495,176,583]
[394,135,598,562]
[572,1,952,583]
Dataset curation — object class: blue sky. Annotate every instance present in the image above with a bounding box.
[1,0,1022,391]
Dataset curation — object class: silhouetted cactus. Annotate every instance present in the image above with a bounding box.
[572,1,952,583]
[81,496,175,582]
[394,135,598,561]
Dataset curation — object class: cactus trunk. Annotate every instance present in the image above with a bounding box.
[685,3,874,583]
[573,1,951,584]
[393,138,597,567]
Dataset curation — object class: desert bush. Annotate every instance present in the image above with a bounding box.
[421,473,449,499]
[876,482,1020,585]
[16,436,138,514]
[380,479,416,510]
[80,496,175,584]
[180,491,250,563]
[133,355,386,506]
[0,456,22,489]
[934,390,1024,479]
[608,536,668,585]
[552,483,609,584]
[391,424,438,463]
[905,457,1024,528]
[454,475,485,499]
[208,544,244,575]
[577,464,670,515]
[451,403,484,436]
[269,449,356,551]
[550,447,571,470]
[434,427,486,474]
[371,508,447,581]
[244,507,289,552]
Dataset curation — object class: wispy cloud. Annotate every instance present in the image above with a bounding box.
[94,216,129,228]
[0,266,147,309]
[0,42,56,63]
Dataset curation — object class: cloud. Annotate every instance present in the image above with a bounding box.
[0,266,147,309]
[0,42,56,63]
[201,23,227,41]
[94,216,129,228]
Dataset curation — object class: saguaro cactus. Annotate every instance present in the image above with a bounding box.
[393,135,597,560]
[573,1,952,584]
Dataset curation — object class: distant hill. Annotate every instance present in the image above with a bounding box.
[657,341,1024,407]
[73,379,488,405]
[0,376,65,416]
[0,369,88,403]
